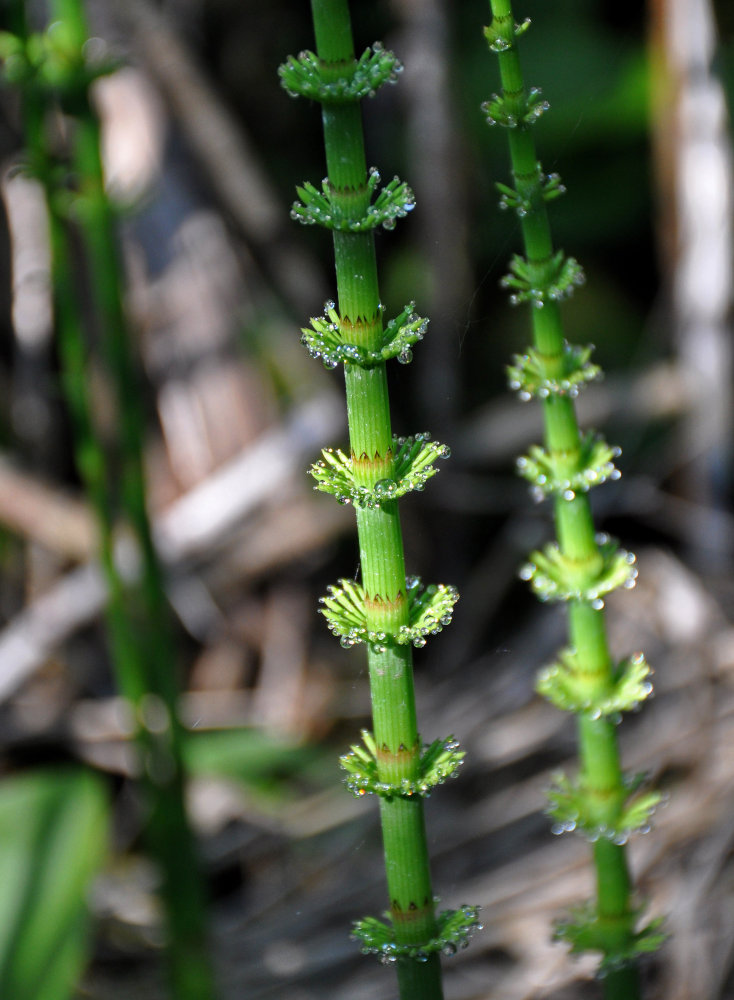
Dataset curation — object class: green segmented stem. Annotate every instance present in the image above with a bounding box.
[283,0,481,993]
[485,1,660,994]
[6,1,216,995]
[313,3,440,989]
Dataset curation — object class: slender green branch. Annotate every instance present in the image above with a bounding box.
[282,2,479,996]
[2,2,216,995]
[483,2,664,995]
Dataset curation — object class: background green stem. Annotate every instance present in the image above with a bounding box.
[487,0,641,992]
[12,1,217,994]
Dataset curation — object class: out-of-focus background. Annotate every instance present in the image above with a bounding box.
[1,0,733,997]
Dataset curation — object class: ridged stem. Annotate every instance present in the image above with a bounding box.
[487,1,641,992]
[309,1,443,994]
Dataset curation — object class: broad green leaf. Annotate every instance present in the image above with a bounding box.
[0,767,108,1000]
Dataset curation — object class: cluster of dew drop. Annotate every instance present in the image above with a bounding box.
[484,17,531,55]
[516,437,622,504]
[507,341,602,402]
[482,85,550,129]
[363,172,416,231]
[341,734,465,799]
[353,904,483,965]
[301,300,428,371]
[497,170,565,218]
[279,41,403,102]
[537,649,653,718]
[289,179,337,228]
[554,901,667,974]
[379,301,429,365]
[502,253,586,309]
[520,534,638,609]
[547,769,664,846]
[401,577,459,648]
[310,434,451,509]
[550,816,652,847]
[320,577,458,651]
[289,172,415,233]
[548,816,648,847]
[523,87,552,122]
[395,431,451,467]
[618,651,655,713]
[348,41,403,98]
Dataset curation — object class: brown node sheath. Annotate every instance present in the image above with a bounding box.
[377,738,420,765]
[352,449,394,480]
[339,311,383,341]
[390,897,434,925]
[365,589,406,615]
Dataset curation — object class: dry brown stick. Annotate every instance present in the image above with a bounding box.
[0,394,343,702]
[0,455,97,561]
[110,0,325,314]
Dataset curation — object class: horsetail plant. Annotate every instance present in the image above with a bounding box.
[280,2,480,997]
[483,2,665,994]
[1,3,216,996]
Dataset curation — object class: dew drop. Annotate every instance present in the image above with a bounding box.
[374,478,398,498]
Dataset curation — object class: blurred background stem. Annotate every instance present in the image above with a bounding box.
[9,0,217,995]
